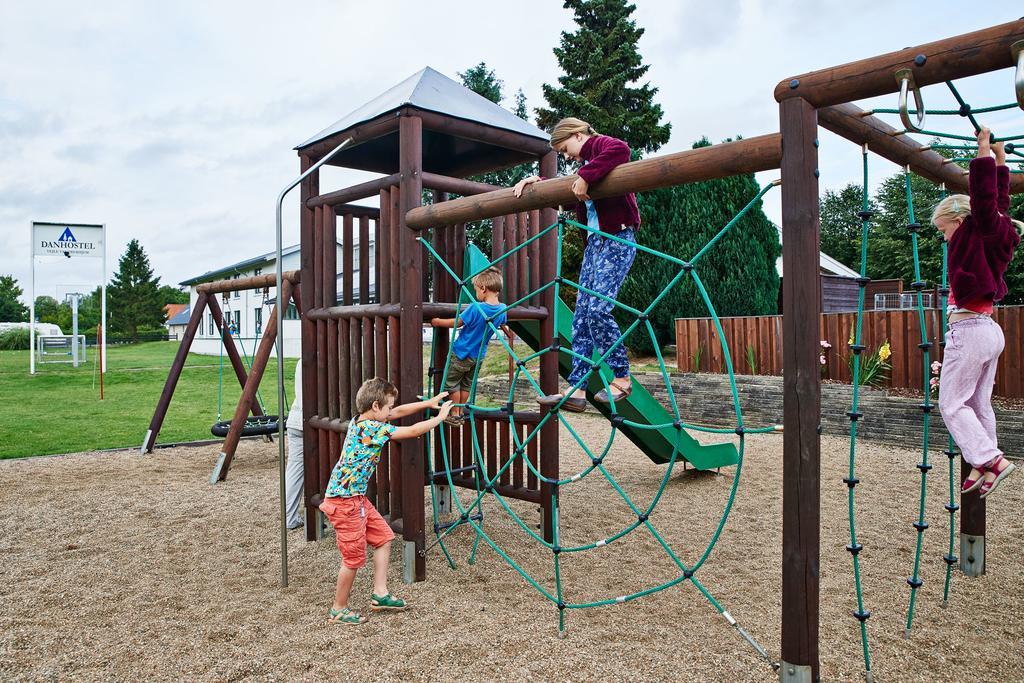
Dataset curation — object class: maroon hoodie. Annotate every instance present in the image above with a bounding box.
[572,135,642,235]
[947,157,1020,308]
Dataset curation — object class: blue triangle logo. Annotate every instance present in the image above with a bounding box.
[58,228,76,242]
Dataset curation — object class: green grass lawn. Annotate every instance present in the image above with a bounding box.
[0,339,538,460]
[0,342,295,459]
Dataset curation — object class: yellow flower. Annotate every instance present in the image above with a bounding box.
[878,341,891,362]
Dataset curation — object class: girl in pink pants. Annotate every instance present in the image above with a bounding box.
[932,127,1022,499]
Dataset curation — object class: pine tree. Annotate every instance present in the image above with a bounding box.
[0,275,28,322]
[617,138,781,355]
[536,0,671,157]
[108,239,164,340]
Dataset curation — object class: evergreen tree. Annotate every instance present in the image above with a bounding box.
[536,0,671,157]
[108,239,164,340]
[536,0,672,308]
[617,138,781,355]
[0,275,28,322]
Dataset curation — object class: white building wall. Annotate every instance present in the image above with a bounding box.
[185,241,374,358]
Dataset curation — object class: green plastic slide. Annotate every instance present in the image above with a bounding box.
[463,243,737,471]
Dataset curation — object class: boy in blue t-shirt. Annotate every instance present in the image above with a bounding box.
[430,267,508,426]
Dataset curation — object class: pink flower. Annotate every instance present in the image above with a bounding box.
[820,340,831,349]
[930,377,939,387]
[931,361,942,375]
[819,355,826,365]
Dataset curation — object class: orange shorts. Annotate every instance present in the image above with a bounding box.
[319,495,395,569]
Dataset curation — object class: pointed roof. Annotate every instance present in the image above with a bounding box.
[296,67,548,150]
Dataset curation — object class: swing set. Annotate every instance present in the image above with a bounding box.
[142,270,303,483]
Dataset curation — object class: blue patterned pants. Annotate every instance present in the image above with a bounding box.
[568,229,637,388]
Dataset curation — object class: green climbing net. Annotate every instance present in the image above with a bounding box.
[416,181,778,662]
[844,77,1021,679]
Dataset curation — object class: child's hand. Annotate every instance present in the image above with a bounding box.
[994,140,1006,165]
[425,392,449,409]
[513,175,540,198]
[571,176,590,201]
[430,318,440,327]
[437,401,454,419]
[977,127,992,158]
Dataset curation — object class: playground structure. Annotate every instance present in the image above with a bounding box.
[273,21,1024,681]
[142,271,302,482]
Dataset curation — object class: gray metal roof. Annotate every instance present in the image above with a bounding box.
[166,306,191,326]
[296,67,549,149]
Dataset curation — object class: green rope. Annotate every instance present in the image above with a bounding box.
[418,183,779,666]
[217,329,225,421]
[903,166,935,637]
[844,144,874,677]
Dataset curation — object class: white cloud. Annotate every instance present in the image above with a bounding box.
[1,0,1020,302]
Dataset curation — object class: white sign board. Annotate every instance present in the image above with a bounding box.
[32,222,104,258]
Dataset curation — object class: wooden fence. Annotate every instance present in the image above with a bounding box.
[675,306,1024,398]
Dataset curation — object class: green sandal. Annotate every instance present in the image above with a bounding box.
[370,593,408,611]
[327,607,367,625]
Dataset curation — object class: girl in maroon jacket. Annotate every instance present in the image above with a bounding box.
[514,118,639,412]
[932,127,1022,498]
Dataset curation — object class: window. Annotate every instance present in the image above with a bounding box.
[233,311,241,335]
[285,302,300,320]
[208,314,214,337]
[233,274,241,298]
[253,268,262,294]
[254,307,262,336]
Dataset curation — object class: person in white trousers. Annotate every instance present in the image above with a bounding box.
[285,361,305,530]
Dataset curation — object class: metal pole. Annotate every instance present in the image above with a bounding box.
[71,294,80,367]
[101,223,107,375]
[29,223,35,376]
[274,136,352,588]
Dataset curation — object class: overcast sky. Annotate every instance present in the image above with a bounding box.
[2,1,1021,303]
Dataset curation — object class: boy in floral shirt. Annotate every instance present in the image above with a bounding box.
[318,378,452,625]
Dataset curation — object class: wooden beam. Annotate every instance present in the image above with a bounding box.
[296,112,401,162]
[142,293,208,453]
[214,281,290,482]
[405,134,783,228]
[307,174,401,209]
[420,172,501,196]
[195,271,299,295]
[776,20,1024,107]
[779,97,821,680]
[305,302,548,321]
[415,109,551,156]
[820,103,1024,194]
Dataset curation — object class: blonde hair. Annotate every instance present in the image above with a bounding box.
[549,117,597,146]
[931,194,1024,236]
[472,267,503,294]
[930,194,971,226]
[355,377,398,414]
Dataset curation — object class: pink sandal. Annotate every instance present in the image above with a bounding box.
[979,456,1016,499]
[962,468,985,494]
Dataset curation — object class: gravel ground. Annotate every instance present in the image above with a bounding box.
[2,418,1022,682]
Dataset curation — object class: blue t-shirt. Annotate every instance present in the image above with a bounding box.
[585,199,599,231]
[452,301,507,360]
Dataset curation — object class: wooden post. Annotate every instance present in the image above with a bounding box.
[314,205,330,500]
[212,281,291,482]
[779,97,821,682]
[538,151,559,544]
[326,210,341,478]
[141,293,208,453]
[398,113,426,582]
[960,461,986,576]
[299,153,321,541]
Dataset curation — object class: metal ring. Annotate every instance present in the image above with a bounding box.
[1013,40,1024,111]
[896,69,925,132]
